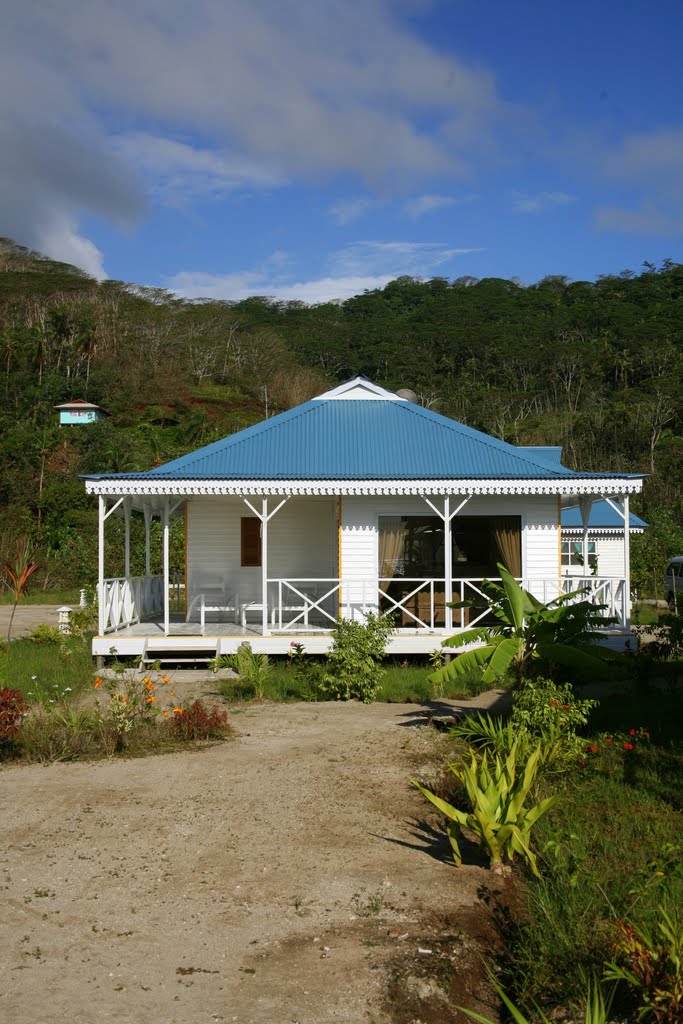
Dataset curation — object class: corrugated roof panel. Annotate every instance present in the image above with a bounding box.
[137,399,577,480]
[562,501,648,530]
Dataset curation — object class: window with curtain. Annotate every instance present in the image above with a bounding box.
[378,515,522,578]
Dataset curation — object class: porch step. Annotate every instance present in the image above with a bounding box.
[140,642,218,668]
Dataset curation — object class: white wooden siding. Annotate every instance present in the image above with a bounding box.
[563,534,626,578]
[186,496,336,614]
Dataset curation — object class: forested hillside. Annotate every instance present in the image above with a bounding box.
[1,237,682,593]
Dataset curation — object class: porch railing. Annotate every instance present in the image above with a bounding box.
[267,575,627,632]
[100,573,183,634]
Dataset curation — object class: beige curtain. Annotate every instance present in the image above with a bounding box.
[379,517,407,592]
[494,517,521,576]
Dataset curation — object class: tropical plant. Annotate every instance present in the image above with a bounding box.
[319,612,393,703]
[457,974,615,1024]
[604,905,683,1023]
[222,642,272,700]
[412,740,558,876]
[3,539,41,641]
[430,564,620,687]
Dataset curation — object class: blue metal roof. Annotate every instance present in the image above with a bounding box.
[562,501,647,531]
[84,379,644,482]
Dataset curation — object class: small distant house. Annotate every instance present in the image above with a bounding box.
[83,376,645,663]
[55,400,107,426]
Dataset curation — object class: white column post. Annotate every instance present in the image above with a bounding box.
[163,498,170,636]
[444,495,452,631]
[144,505,151,576]
[579,496,591,575]
[262,496,269,637]
[98,496,106,635]
[623,493,631,630]
[124,497,131,578]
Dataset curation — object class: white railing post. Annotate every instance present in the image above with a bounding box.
[623,494,631,630]
[262,497,269,637]
[98,496,105,635]
[444,496,453,631]
[163,500,170,636]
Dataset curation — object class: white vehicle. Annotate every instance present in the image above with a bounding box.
[664,557,683,610]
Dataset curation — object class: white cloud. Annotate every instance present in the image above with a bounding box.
[511,190,577,214]
[404,193,473,217]
[594,202,682,237]
[113,133,286,202]
[328,198,377,226]
[331,240,484,277]
[168,270,395,304]
[600,128,683,184]
[168,239,484,304]
[0,0,515,271]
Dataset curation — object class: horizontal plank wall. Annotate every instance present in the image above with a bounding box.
[186,496,336,615]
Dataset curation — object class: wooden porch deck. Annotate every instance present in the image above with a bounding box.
[92,615,453,659]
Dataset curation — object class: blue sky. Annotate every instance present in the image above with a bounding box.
[1,0,682,302]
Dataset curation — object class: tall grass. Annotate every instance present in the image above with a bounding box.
[505,693,683,1012]
[0,637,95,705]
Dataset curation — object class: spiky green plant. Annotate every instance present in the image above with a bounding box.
[412,740,558,876]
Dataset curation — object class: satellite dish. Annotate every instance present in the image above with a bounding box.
[396,388,418,403]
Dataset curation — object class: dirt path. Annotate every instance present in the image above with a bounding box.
[0,691,511,1024]
[0,604,63,638]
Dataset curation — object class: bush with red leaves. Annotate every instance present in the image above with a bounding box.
[0,688,26,745]
[168,700,232,741]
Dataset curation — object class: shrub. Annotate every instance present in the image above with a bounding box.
[168,699,232,740]
[319,612,393,703]
[0,687,26,745]
[451,678,599,777]
[217,643,272,700]
[412,740,558,876]
[605,906,683,1024]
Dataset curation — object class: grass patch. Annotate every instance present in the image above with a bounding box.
[504,692,683,1014]
[0,637,95,705]
[216,657,493,704]
[0,588,82,606]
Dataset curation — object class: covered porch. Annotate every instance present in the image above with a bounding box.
[91,487,634,660]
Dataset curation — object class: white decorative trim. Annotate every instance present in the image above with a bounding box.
[311,377,404,401]
[563,527,645,536]
[85,475,644,498]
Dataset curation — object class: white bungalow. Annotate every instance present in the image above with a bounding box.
[84,377,644,663]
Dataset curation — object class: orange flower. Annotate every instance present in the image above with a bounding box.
[120,696,127,704]
[142,676,150,684]
[145,681,154,691]
[173,707,183,715]
[94,678,103,688]
[169,691,175,697]
[162,710,169,718]
[162,675,170,685]
[146,695,155,704]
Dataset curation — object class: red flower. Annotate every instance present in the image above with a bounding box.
[643,730,649,737]
[562,704,569,709]
[578,760,587,768]
[623,742,634,751]
[605,738,613,745]
[629,729,637,736]
[589,745,598,752]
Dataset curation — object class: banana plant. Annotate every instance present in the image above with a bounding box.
[412,740,558,876]
[430,563,621,687]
